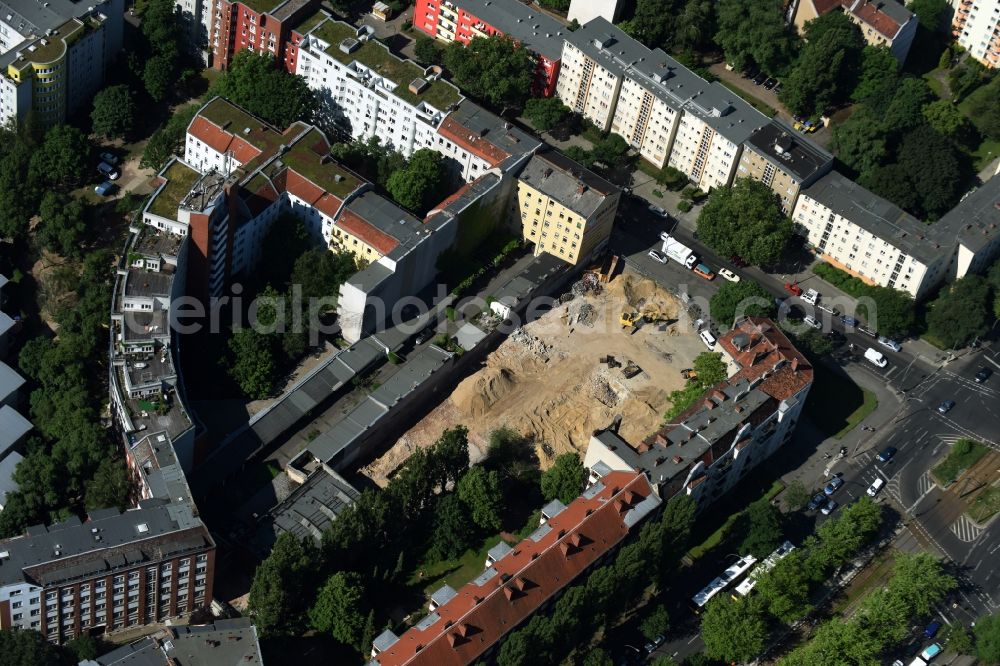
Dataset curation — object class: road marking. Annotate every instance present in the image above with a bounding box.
[907,473,936,513]
[950,514,984,543]
[986,355,1000,370]
[989,542,1000,555]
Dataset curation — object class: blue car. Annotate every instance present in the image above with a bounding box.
[876,446,897,463]
[840,315,859,327]
[924,620,941,639]
[824,477,844,495]
[94,180,115,196]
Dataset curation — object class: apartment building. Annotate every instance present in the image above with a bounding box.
[792,171,951,298]
[568,0,623,25]
[413,0,565,96]
[0,0,123,127]
[951,0,1000,68]
[371,470,660,666]
[793,0,917,62]
[514,150,620,265]
[558,18,767,189]
[736,120,834,214]
[295,17,462,157]
[208,0,319,70]
[434,100,541,182]
[82,618,263,666]
[0,499,214,642]
[586,318,812,505]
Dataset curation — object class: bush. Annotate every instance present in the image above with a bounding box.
[445,306,456,321]
[678,200,693,213]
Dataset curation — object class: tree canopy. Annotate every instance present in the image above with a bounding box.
[212,51,317,129]
[227,328,277,400]
[926,275,993,348]
[540,453,587,505]
[976,611,1000,663]
[715,0,797,76]
[739,497,783,558]
[696,178,793,268]
[709,280,776,326]
[309,572,368,650]
[964,77,1000,142]
[28,124,89,190]
[248,533,318,636]
[524,97,571,132]
[0,628,74,665]
[37,192,87,258]
[780,11,865,116]
[851,46,899,106]
[701,595,769,663]
[443,35,536,111]
[386,148,447,214]
[456,465,503,532]
[91,85,137,139]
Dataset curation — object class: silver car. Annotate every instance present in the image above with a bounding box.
[647,249,668,264]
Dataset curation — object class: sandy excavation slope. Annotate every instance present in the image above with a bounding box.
[362,274,708,485]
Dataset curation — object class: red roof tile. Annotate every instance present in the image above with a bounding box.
[375,471,655,666]
[718,317,813,401]
[849,1,904,39]
[284,169,325,206]
[437,116,510,167]
[187,116,263,165]
[336,209,399,255]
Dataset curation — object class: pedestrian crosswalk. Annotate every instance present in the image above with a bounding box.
[950,514,984,542]
[916,471,935,496]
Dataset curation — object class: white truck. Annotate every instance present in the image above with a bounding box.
[659,233,698,269]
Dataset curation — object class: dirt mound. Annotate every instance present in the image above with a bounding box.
[452,366,516,417]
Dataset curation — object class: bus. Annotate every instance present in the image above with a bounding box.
[691,554,757,612]
[733,541,796,598]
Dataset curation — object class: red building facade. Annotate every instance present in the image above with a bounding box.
[210,0,319,71]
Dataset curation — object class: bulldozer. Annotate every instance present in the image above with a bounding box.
[620,311,642,331]
[681,368,698,380]
[621,305,675,334]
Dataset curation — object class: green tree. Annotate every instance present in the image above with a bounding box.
[740,497,783,558]
[428,493,475,560]
[84,458,132,511]
[0,628,72,665]
[641,604,671,640]
[142,105,199,170]
[883,77,934,133]
[65,635,101,661]
[909,0,949,29]
[950,59,992,101]
[443,35,536,111]
[709,280,776,326]
[964,77,1000,141]
[756,550,813,622]
[456,465,503,532]
[782,617,882,666]
[715,0,797,76]
[247,533,317,636]
[36,192,87,258]
[887,552,954,616]
[144,53,177,103]
[582,648,614,666]
[413,35,443,65]
[851,45,899,105]
[386,148,446,214]
[0,127,39,239]
[538,0,570,10]
[693,352,728,387]
[780,12,865,116]
[943,623,974,655]
[212,51,317,129]
[830,107,887,176]
[696,178,794,267]
[309,572,368,650]
[701,595,768,663]
[524,97,571,131]
[927,275,992,348]
[227,327,276,399]
[923,99,973,139]
[540,452,586,504]
[673,0,715,52]
[429,426,471,490]
[784,479,811,510]
[291,248,356,300]
[91,85,136,139]
[28,124,90,190]
[975,611,1000,663]
[880,124,967,219]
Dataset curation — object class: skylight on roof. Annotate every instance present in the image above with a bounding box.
[136,523,149,533]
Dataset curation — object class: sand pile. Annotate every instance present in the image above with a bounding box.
[452,367,516,418]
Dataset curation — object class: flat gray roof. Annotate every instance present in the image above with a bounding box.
[0,405,31,457]
[345,190,425,245]
[799,171,940,264]
[744,120,833,182]
[941,176,1000,253]
[0,311,14,336]
[0,361,25,403]
[456,0,567,60]
[518,150,618,218]
[447,100,542,159]
[84,618,262,666]
[123,269,173,299]
[0,451,22,505]
[255,467,359,550]
[0,0,107,38]
[0,499,210,587]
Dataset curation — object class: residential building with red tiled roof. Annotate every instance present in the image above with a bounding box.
[371,471,660,666]
[792,0,916,62]
[585,318,812,505]
[433,101,540,182]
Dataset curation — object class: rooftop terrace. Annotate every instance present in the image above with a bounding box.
[279,128,365,199]
[148,161,201,220]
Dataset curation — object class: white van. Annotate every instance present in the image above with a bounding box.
[700,330,717,350]
[867,478,885,497]
[864,348,888,368]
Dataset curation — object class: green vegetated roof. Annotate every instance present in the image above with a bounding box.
[149,161,201,219]
[281,128,364,198]
[11,19,82,70]
[312,19,461,111]
[294,8,327,35]
[234,0,286,17]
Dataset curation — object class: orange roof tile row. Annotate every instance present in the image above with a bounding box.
[375,471,655,666]
[187,116,264,165]
[849,1,905,38]
[718,317,813,402]
[336,209,399,255]
[437,116,510,167]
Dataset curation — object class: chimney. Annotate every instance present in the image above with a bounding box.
[577,184,588,194]
[791,358,799,372]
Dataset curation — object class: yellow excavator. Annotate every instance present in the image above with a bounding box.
[621,306,674,334]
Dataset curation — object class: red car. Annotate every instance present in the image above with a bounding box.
[784,282,803,297]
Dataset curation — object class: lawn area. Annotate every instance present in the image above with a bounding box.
[410,534,507,595]
[805,363,877,439]
[970,137,1000,172]
[687,480,783,560]
[718,80,778,117]
[932,438,989,486]
[968,485,1000,523]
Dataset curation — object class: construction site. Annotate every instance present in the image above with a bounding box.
[361,270,710,485]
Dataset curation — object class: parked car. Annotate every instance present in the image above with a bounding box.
[938,400,956,414]
[864,348,888,368]
[94,180,115,196]
[857,325,878,338]
[920,643,942,661]
[807,492,826,510]
[718,268,740,282]
[97,161,120,180]
[975,367,993,383]
[99,151,119,166]
[841,315,859,327]
[648,204,668,218]
[643,635,666,654]
[773,82,782,94]
[784,282,803,297]
[821,499,839,515]
[924,620,942,639]
[867,478,885,497]
[878,336,902,352]
[763,78,777,90]
[693,263,715,280]
[744,67,760,79]
[415,327,435,345]
[803,315,822,329]
[699,329,717,350]
[824,477,844,495]
[753,72,767,85]
[817,303,840,317]
[648,249,668,264]
[876,446,897,463]
[801,288,819,305]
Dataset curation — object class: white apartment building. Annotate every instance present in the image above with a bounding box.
[555,19,625,132]
[295,18,462,158]
[951,0,1000,68]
